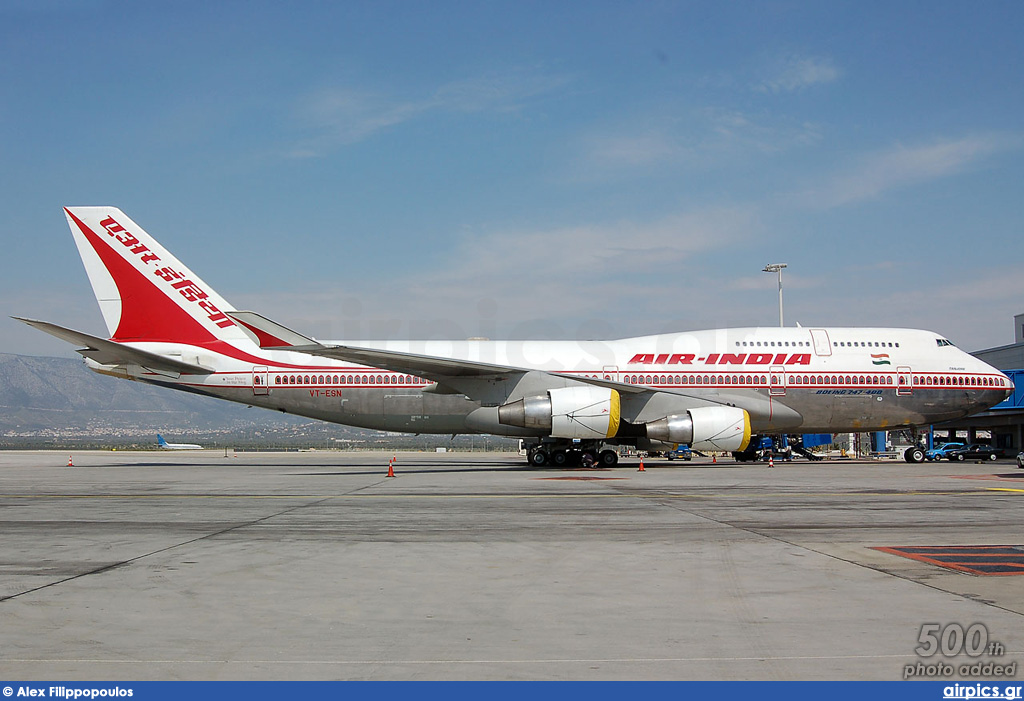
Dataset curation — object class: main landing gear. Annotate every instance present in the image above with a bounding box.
[904,446,926,463]
[527,441,619,468]
[904,427,926,463]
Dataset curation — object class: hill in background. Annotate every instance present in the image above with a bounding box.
[0,354,513,451]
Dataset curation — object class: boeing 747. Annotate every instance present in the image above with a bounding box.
[16,207,1014,466]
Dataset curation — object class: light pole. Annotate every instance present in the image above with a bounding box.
[763,263,787,327]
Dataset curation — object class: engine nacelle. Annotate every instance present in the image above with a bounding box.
[645,406,751,452]
[498,386,621,439]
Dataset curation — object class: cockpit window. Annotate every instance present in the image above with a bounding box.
[936,339,954,347]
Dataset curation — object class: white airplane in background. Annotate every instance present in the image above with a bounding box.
[15,207,1014,466]
[157,434,203,450]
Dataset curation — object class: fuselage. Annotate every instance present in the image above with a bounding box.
[92,326,1013,437]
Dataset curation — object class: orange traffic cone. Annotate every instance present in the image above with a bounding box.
[387,458,395,478]
[67,455,73,467]
[712,454,717,464]
[768,455,774,469]
[638,457,645,472]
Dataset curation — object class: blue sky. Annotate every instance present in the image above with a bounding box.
[3,0,1022,356]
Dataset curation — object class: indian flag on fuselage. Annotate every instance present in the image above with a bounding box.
[871,353,891,366]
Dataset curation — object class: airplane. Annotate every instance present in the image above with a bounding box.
[15,207,1014,467]
[157,434,203,450]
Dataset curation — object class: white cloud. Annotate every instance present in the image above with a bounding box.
[791,133,1021,209]
[755,54,840,93]
[700,108,823,154]
[288,69,572,157]
[574,108,822,178]
[432,70,572,113]
[232,204,761,342]
[583,132,685,169]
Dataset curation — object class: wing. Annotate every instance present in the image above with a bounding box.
[231,309,647,388]
[227,310,650,393]
[12,317,213,376]
[231,311,534,378]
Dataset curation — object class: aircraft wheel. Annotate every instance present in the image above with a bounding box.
[599,450,618,467]
[552,451,569,467]
[904,447,925,463]
[530,450,549,467]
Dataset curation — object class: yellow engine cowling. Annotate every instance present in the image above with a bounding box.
[498,386,621,440]
[645,406,751,452]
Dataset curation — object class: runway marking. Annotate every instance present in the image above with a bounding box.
[948,473,1024,482]
[0,486,1007,501]
[0,479,389,602]
[534,476,628,481]
[873,545,1024,576]
[0,489,1004,500]
[5,652,996,665]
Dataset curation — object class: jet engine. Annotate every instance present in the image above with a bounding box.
[645,406,751,452]
[498,386,621,439]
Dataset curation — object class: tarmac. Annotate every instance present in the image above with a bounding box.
[0,449,1022,681]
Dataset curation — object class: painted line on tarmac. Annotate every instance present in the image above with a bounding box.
[6,652,999,665]
[0,489,1004,498]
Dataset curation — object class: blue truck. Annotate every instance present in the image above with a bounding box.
[665,445,693,460]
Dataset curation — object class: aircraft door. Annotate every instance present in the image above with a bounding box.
[897,366,913,396]
[769,365,786,396]
[602,365,619,382]
[252,366,270,396]
[810,329,832,356]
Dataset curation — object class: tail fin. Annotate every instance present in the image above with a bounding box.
[65,207,250,346]
[157,434,168,447]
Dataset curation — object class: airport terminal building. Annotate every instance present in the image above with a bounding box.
[943,312,1024,451]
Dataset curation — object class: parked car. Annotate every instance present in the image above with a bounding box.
[945,444,1005,462]
[1017,451,1023,469]
[924,442,965,461]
